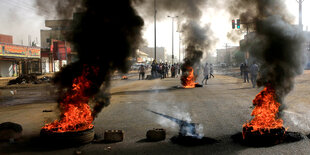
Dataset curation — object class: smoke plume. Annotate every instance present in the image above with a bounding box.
[228,0,307,102]
[134,0,217,69]
[35,0,83,19]
[35,0,144,118]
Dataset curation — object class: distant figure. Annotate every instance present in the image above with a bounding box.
[151,61,157,78]
[243,63,249,83]
[250,62,259,88]
[165,63,169,78]
[159,63,164,79]
[240,63,244,76]
[171,65,176,78]
[209,64,214,78]
[202,63,209,85]
[139,65,145,80]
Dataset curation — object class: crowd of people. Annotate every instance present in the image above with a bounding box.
[149,60,181,79]
[240,62,259,88]
[138,60,259,89]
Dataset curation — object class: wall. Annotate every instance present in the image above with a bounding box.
[41,57,49,73]
[0,34,13,44]
[0,60,13,77]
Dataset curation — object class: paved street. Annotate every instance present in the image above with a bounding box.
[1,70,310,154]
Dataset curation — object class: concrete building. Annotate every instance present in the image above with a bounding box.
[0,34,41,77]
[40,19,75,73]
[216,46,240,66]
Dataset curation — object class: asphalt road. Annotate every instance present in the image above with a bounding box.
[1,70,310,154]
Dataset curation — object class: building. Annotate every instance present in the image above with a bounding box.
[136,49,150,63]
[304,31,310,68]
[40,19,75,73]
[216,46,240,66]
[139,46,166,63]
[0,34,41,77]
[0,34,13,44]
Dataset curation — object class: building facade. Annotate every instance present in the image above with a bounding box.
[216,46,240,66]
[40,19,75,73]
[0,34,40,77]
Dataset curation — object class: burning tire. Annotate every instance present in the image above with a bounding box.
[232,128,303,147]
[40,127,94,145]
[242,127,286,146]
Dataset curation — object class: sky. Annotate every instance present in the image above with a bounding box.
[0,0,309,59]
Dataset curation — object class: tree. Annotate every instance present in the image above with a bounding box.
[233,50,245,65]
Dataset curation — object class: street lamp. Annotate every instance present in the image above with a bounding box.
[167,15,178,64]
[154,0,157,61]
[296,0,305,30]
[177,30,184,63]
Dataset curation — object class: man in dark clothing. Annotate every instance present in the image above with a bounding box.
[151,61,157,78]
[240,63,244,76]
[139,65,145,80]
[171,65,176,78]
[159,63,164,79]
[243,63,249,83]
[164,63,169,78]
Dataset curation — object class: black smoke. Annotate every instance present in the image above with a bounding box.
[36,0,144,118]
[228,0,307,102]
[134,0,217,78]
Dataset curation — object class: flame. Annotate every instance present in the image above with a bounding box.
[242,85,283,138]
[181,67,197,88]
[122,75,128,79]
[42,66,98,132]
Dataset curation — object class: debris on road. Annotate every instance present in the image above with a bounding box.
[0,122,23,142]
[42,110,53,112]
[146,128,166,141]
[7,74,52,85]
[104,130,124,143]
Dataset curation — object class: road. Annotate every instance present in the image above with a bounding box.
[1,70,310,154]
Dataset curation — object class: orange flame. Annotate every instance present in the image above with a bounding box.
[242,85,283,138]
[42,66,98,132]
[181,67,197,88]
[122,75,128,79]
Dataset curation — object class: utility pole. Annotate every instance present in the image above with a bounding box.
[154,0,157,61]
[177,30,184,63]
[296,0,305,30]
[179,35,181,63]
[168,15,178,64]
[224,43,231,66]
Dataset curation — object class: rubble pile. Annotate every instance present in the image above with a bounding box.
[7,74,52,85]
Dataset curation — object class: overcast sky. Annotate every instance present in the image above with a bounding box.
[0,0,309,58]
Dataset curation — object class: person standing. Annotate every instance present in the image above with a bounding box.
[159,63,164,79]
[202,63,209,85]
[175,63,179,77]
[165,63,169,78]
[139,65,145,80]
[240,63,244,76]
[171,65,176,78]
[209,64,214,78]
[243,63,249,83]
[151,61,157,78]
[250,62,259,88]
